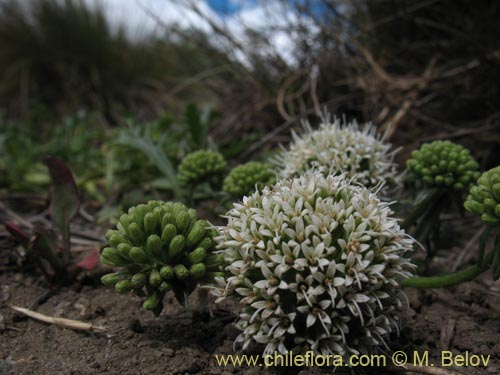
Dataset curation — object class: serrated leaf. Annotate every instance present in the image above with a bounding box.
[44,156,80,257]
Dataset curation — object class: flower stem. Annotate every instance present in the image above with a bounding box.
[402,228,495,288]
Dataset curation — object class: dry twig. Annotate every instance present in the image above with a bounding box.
[9,305,106,333]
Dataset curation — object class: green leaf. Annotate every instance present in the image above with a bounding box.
[44,156,80,260]
[185,103,213,149]
[28,228,65,282]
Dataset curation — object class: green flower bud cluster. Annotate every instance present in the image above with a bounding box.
[464,166,500,226]
[223,161,276,197]
[177,150,227,186]
[100,200,225,314]
[406,140,480,191]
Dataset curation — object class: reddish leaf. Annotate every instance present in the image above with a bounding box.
[75,248,100,270]
[44,156,80,258]
[4,222,30,248]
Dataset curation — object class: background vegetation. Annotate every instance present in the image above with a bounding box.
[1,0,499,211]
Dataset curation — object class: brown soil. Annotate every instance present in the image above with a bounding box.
[1,267,499,375]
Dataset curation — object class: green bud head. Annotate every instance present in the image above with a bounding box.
[407,140,479,191]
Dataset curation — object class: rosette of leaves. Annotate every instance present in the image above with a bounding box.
[177,150,227,186]
[406,140,480,191]
[212,171,415,357]
[272,116,400,191]
[223,161,276,197]
[464,166,500,226]
[100,201,224,315]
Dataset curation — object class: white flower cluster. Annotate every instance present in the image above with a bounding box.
[213,172,415,357]
[272,117,400,191]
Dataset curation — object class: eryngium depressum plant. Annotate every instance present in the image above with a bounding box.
[403,165,500,288]
[272,116,400,192]
[403,141,480,254]
[100,201,224,315]
[212,171,415,357]
[223,161,276,198]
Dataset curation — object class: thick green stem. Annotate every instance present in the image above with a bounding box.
[402,228,495,288]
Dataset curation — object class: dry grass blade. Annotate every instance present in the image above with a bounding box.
[9,304,106,333]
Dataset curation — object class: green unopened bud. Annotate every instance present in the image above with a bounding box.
[482,213,499,226]
[129,246,150,264]
[189,263,206,279]
[144,212,158,234]
[168,235,185,260]
[159,265,174,280]
[117,214,132,234]
[161,224,177,244]
[107,231,129,247]
[162,212,175,227]
[175,211,191,234]
[464,200,483,214]
[128,223,144,245]
[117,243,132,259]
[206,254,224,269]
[101,273,122,287]
[158,281,172,293]
[188,208,197,222]
[186,247,206,265]
[146,234,162,260]
[198,237,214,251]
[149,269,162,287]
[101,247,129,267]
[142,292,160,310]
[186,220,207,247]
[131,272,147,289]
[173,264,189,280]
[115,279,132,294]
